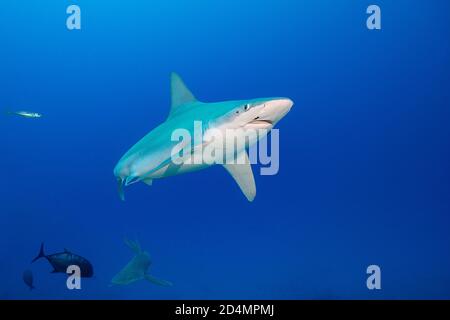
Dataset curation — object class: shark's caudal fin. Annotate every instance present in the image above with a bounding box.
[117,179,125,201]
[31,243,46,263]
[168,73,197,118]
[223,151,256,202]
[145,274,173,287]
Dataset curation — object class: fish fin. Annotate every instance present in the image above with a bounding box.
[145,274,172,287]
[134,238,142,253]
[117,178,125,201]
[168,73,197,118]
[222,151,256,202]
[124,237,141,254]
[31,243,46,263]
[142,178,153,186]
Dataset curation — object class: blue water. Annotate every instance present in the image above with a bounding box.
[1,0,449,299]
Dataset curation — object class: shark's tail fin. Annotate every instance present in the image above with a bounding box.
[144,274,172,287]
[31,243,46,263]
[117,178,125,201]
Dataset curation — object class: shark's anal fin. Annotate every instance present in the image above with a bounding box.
[145,274,173,287]
[222,151,256,202]
[143,178,153,186]
[169,73,197,118]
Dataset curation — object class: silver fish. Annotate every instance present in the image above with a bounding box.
[6,111,42,118]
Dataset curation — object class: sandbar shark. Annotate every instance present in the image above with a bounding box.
[110,238,172,287]
[114,73,293,201]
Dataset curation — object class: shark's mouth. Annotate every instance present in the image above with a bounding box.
[250,118,272,125]
[246,117,273,128]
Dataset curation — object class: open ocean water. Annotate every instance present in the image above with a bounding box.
[0,0,449,299]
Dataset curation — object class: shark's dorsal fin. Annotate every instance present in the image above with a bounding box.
[223,151,256,202]
[124,237,142,254]
[169,73,197,118]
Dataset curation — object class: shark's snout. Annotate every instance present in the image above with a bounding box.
[264,98,293,116]
[247,98,294,128]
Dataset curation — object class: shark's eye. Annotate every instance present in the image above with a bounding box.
[244,104,250,111]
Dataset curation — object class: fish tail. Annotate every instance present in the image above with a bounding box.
[31,242,46,263]
[117,178,125,201]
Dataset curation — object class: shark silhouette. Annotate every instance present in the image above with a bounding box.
[114,73,293,201]
[110,239,172,287]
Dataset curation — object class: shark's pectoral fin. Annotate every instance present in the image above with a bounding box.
[222,151,256,202]
[145,274,173,287]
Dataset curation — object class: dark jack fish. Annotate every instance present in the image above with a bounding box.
[32,243,94,278]
[22,269,35,290]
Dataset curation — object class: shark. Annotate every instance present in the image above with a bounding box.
[110,238,172,287]
[114,73,293,201]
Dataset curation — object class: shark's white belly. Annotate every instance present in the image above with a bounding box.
[148,161,211,179]
[147,126,266,180]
